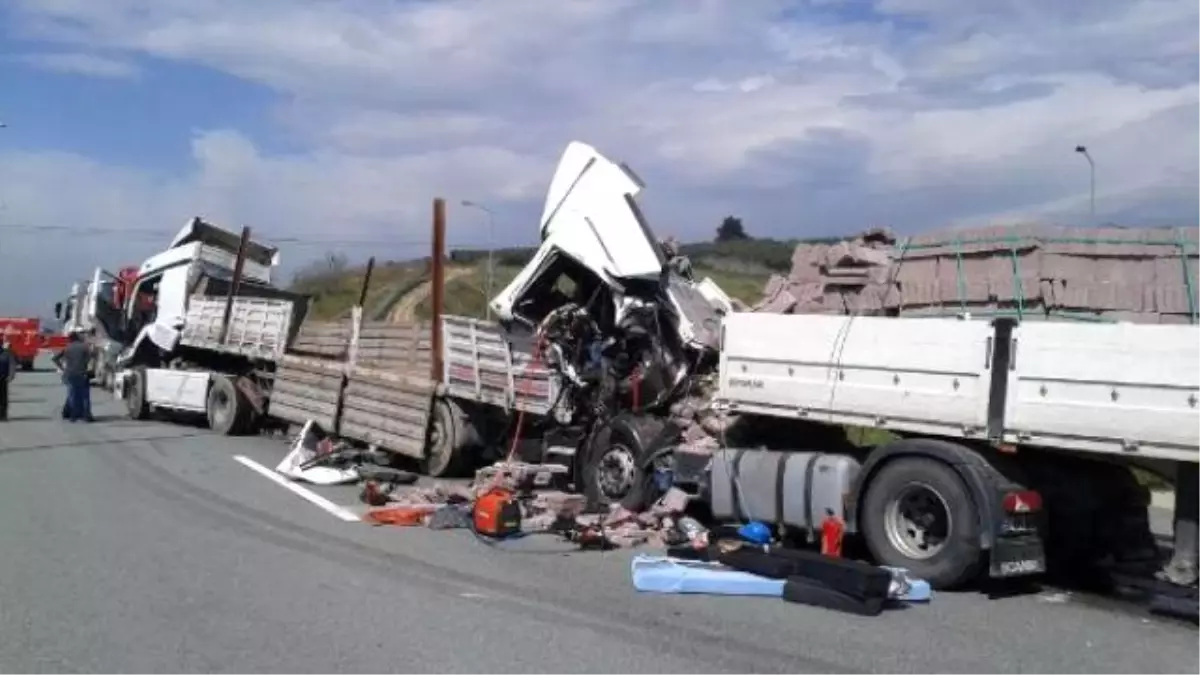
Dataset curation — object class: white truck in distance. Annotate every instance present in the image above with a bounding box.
[433,140,1199,591]
[55,267,135,388]
[107,218,310,434]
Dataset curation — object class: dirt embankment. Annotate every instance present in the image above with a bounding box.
[387,267,472,324]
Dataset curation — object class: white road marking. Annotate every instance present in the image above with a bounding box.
[233,455,361,522]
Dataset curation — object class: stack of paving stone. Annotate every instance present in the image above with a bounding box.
[754,224,1199,324]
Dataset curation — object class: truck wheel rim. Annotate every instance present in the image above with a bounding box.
[430,417,444,447]
[597,443,636,500]
[212,389,231,421]
[429,415,446,457]
[884,482,951,560]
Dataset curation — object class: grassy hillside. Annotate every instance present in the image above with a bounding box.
[290,238,808,322]
[409,261,775,320]
[290,259,430,321]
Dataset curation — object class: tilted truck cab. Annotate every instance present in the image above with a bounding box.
[111,217,309,435]
[118,218,283,362]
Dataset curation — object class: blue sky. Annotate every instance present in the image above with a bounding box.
[0,58,280,169]
[0,0,1196,315]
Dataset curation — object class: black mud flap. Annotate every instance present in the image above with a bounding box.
[989,534,1047,579]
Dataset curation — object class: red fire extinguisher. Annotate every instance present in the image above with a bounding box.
[820,508,845,558]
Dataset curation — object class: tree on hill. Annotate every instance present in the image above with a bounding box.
[716,216,750,242]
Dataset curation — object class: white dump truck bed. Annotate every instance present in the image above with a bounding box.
[179,296,296,361]
[718,312,1200,463]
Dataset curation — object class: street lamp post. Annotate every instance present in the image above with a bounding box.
[461,200,496,318]
[1074,145,1095,222]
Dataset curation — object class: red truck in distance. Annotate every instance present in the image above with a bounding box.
[0,317,69,371]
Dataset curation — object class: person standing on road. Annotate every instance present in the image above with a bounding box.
[53,331,94,423]
[0,339,15,421]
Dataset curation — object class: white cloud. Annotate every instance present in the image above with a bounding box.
[16,51,140,79]
[0,0,1196,314]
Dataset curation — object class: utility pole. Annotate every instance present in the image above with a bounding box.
[1074,145,1095,222]
[356,256,376,309]
[461,199,496,318]
[220,226,252,344]
[431,198,446,383]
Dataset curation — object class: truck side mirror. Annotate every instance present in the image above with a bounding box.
[54,302,62,319]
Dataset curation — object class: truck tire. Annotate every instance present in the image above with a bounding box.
[861,456,983,590]
[580,414,669,512]
[20,359,34,372]
[126,368,151,420]
[424,398,470,478]
[207,375,248,436]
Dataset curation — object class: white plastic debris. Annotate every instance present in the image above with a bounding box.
[275,420,360,485]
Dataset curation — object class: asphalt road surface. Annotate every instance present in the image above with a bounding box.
[1,365,1196,674]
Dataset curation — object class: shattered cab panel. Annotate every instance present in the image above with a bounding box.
[663,275,723,352]
[491,141,666,323]
[499,250,614,328]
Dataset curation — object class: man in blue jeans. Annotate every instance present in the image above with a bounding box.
[53,331,94,423]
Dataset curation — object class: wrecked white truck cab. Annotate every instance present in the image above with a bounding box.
[490,140,666,323]
[436,140,732,506]
[490,141,726,354]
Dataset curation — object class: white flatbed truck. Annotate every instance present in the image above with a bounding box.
[701,311,1198,589]
[429,140,1200,592]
